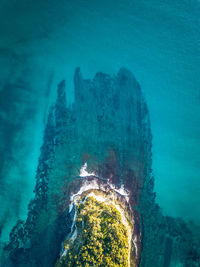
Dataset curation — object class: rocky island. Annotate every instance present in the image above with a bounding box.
[2,68,200,266]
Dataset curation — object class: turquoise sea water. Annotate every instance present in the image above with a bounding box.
[0,0,200,243]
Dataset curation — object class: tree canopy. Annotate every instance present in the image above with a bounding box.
[56,196,129,267]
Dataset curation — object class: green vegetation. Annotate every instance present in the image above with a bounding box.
[56,196,129,267]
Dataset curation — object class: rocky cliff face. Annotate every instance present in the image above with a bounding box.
[2,68,200,267]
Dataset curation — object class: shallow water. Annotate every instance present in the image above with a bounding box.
[0,0,200,247]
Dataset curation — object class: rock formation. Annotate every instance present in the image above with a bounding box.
[2,68,200,267]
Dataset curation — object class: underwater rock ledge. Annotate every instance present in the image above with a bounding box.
[2,68,200,267]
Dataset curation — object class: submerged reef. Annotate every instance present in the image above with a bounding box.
[2,68,200,266]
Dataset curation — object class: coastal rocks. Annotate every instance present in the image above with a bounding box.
[56,187,132,266]
[3,68,149,266]
[2,68,200,266]
[57,173,140,267]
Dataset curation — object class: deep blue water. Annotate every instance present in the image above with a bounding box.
[0,0,200,243]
